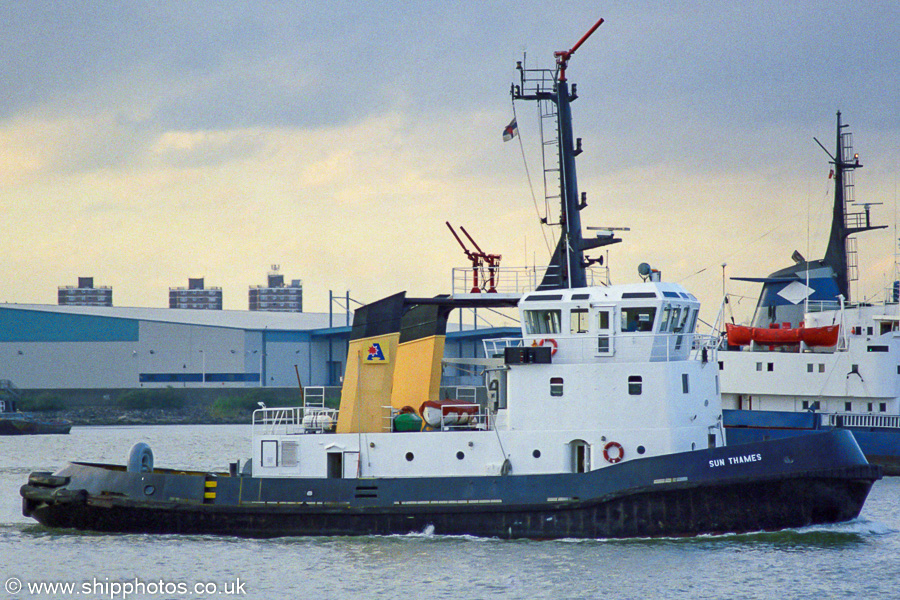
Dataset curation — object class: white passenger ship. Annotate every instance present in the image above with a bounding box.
[718,112,900,474]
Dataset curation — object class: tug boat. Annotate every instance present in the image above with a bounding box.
[21,20,880,539]
[0,383,71,435]
[718,112,900,475]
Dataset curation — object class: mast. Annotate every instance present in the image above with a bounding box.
[817,111,885,301]
[512,17,620,290]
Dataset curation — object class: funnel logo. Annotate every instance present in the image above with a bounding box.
[366,342,387,362]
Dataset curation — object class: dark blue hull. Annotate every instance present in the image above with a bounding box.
[724,409,900,475]
[21,430,880,539]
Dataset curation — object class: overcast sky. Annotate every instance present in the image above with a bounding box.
[2,1,898,323]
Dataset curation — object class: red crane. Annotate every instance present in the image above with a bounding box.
[446,222,502,293]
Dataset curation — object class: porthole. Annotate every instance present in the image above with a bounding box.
[456,451,465,460]
[143,485,155,496]
[636,446,646,455]
[532,449,541,458]
[405,452,414,462]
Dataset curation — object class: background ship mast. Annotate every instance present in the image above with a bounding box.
[816,111,886,301]
[512,17,620,290]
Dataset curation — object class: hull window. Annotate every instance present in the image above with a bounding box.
[550,377,564,397]
[628,375,642,395]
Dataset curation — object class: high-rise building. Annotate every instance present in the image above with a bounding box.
[249,267,302,312]
[58,277,113,307]
[169,278,223,310]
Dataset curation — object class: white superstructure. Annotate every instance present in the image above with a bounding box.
[720,302,900,416]
[251,281,723,480]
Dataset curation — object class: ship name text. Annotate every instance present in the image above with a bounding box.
[708,453,762,468]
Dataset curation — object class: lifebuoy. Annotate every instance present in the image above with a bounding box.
[536,338,558,355]
[603,441,624,464]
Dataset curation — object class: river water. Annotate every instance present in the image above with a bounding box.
[1,425,897,600]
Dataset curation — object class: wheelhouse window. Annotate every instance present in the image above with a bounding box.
[659,305,672,332]
[524,309,562,335]
[570,308,590,334]
[621,307,657,332]
[658,305,697,334]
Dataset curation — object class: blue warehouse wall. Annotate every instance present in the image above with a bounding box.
[0,307,139,342]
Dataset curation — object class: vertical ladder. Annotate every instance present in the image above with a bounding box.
[841,130,859,291]
[539,97,562,224]
[516,65,563,227]
[846,236,859,289]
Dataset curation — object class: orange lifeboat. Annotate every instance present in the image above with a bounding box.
[726,323,840,348]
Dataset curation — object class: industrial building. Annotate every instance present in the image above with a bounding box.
[0,302,514,395]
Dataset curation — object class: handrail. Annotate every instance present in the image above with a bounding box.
[484,332,713,363]
[452,265,609,295]
[252,404,337,435]
[827,413,900,429]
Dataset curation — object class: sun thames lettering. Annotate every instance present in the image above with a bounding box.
[708,453,762,468]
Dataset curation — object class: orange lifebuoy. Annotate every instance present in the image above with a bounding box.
[603,441,624,463]
[537,338,558,355]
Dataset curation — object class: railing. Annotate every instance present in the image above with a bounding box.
[252,387,339,436]
[805,300,842,313]
[303,386,326,409]
[421,401,491,432]
[252,407,304,436]
[483,337,524,358]
[826,413,900,430]
[484,333,715,363]
[451,265,609,296]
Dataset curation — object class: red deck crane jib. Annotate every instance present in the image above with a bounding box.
[446,222,502,293]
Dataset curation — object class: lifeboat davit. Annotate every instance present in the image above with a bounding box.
[725,323,840,348]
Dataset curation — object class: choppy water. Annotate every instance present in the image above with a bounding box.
[2,425,898,600]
